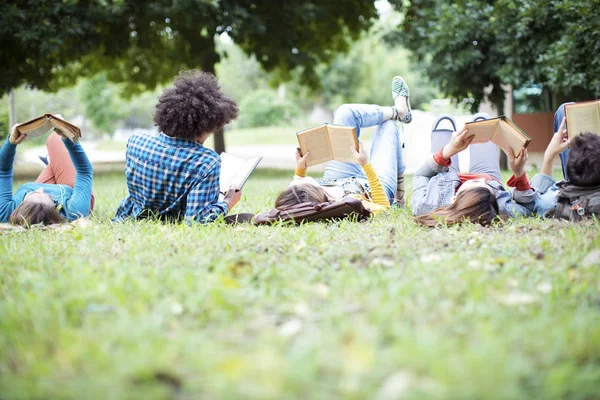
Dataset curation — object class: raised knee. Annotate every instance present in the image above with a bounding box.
[333,104,354,123]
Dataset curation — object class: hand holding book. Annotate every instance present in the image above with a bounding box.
[296,148,310,170]
[349,141,370,166]
[508,148,528,178]
[9,125,27,145]
[442,128,475,159]
[223,186,242,210]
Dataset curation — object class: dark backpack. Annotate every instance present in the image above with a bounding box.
[224,197,372,225]
[550,181,600,221]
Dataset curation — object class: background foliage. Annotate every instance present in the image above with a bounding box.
[387,0,600,112]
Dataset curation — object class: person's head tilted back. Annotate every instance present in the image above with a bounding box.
[566,132,600,187]
[414,186,500,227]
[153,70,239,143]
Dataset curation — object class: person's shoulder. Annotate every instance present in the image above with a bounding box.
[191,146,220,166]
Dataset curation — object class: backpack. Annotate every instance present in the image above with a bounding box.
[550,182,600,221]
[224,197,372,225]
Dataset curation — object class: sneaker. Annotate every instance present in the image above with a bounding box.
[38,155,49,165]
[391,76,412,124]
[431,114,457,133]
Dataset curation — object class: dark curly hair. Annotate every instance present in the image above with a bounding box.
[566,132,600,186]
[153,70,238,141]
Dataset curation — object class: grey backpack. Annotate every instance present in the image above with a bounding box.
[550,182,600,221]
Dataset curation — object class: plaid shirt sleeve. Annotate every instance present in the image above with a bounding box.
[185,158,229,223]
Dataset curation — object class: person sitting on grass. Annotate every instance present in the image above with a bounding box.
[0,126,94,227]
[275,76,413,213]
[412,114,535,227]
[114,70,242,224]
[525,103,600,218]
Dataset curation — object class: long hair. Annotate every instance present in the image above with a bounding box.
[414,186,500,227]
[9,202,66,227]
[275,183,331,209]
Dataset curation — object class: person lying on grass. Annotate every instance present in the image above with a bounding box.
[525,103,600,218]
[275,75,414,214]
[113,70,242,224]
[412,114,535,227]
[0,126,93,227]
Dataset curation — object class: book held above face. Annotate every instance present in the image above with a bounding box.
[464,116,531,157]
[565,100,600,138]
[15,114,82,142]
[297,123,358,167]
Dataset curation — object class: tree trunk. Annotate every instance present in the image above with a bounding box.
[8,90,16,128]
[202,52,226,154]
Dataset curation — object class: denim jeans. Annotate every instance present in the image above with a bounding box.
[530,102,573,217]
[430,123,502,181]
[322,104,405,202]
[555,102,574,179]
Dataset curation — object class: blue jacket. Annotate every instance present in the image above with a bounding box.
[411,155,535,217]
[0,138,93,222]
[527,174,560,217]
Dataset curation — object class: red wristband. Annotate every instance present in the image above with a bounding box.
[433,148,451,167]
[506,173,531,191]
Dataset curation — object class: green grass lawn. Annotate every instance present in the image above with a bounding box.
[1,170,600,399]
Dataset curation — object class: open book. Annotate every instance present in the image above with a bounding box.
[565,100,600,138]
[15,114,82,142]
[297,123,358,167]
[464,116,531,156]
[219,152,263,193]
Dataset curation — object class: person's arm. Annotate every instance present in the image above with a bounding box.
[293,147,310,180]
[0,138,18,220]
[185,158,240,223]
[542,117,570,177]
[412,128,474,215]
[348,143,390,208]
[0,127,26,220]
[361,163,389,207]
[505,147,537,208]
[63,138,93,219]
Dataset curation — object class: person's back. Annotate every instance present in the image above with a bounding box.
[115,132,223,221]
[114,70,242,223]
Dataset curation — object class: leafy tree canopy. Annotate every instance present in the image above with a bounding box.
[0,0,377,96]
[387,0,600,112]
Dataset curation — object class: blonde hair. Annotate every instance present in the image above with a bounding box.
[275,183,331,209]
[9,202,65,227]
[414,187,500,227]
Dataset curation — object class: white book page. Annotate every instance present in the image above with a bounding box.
[566,101,600,138]
[18,117,53,139]
[493,120,528,156]
[465,119,498,144]
[328,125,358,163]
[219,153,251,192]
[297,124,333,167]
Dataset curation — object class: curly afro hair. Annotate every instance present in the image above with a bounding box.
[153,70,238,140]
[566,132,600,187]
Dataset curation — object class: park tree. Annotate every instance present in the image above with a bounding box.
[386,0,600,113]
[0,0,377,152]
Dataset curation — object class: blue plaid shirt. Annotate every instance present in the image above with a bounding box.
[114,133,228,223]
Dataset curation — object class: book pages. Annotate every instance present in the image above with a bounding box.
[566,101,600,138]
[327,125,358,163]
[219,152,262,192]
[16,114,81,141]
[297,124,334,167]
[465,119,498,144]
[494,120,528,156]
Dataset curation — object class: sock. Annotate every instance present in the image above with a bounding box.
[394,96,409,120]
[382,106,395,121]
